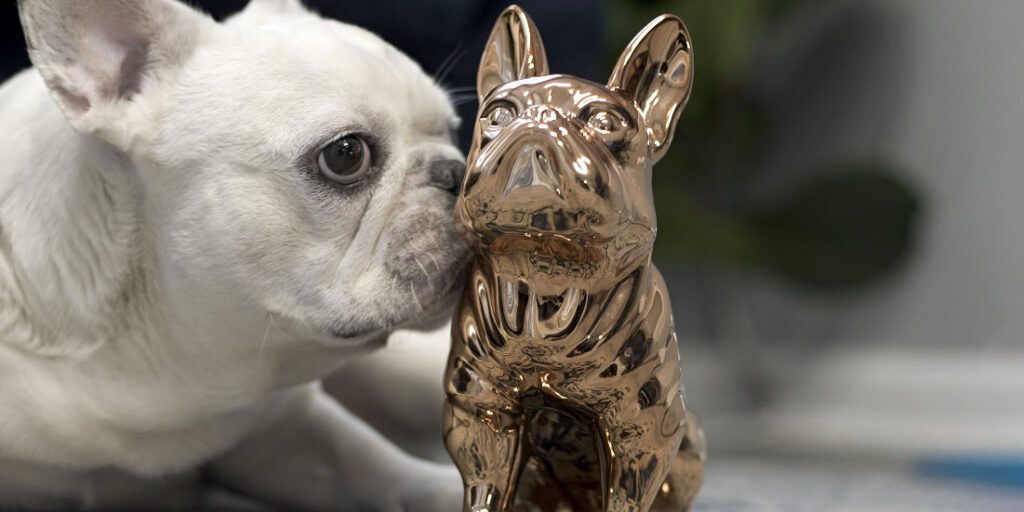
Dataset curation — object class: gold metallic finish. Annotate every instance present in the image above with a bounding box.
[444,6,702,511]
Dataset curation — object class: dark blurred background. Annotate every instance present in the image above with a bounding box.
[0,2,919,292]
[0,0,606,155]
[4,0,1022,508]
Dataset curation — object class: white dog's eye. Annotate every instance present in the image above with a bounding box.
[318,135,371,184]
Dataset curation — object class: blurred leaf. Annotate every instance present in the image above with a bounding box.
[609,0,776,186]
[742,167,921,289]
[608,0,761,93]
[760,0,811,20]
[652,191,753,264]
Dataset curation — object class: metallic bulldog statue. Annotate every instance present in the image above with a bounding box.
[444,6,704,511]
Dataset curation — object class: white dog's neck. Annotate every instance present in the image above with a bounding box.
[0,71,144,358]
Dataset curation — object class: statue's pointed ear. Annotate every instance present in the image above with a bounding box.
[608,15,693,163]
[477,5,549,103]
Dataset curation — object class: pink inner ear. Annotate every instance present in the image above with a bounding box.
[71,8,152,109]
[115,39,149,99]
[52,83,90,116]
[22,0,207,135]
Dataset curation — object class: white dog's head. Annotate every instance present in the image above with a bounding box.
[19,0,470,351]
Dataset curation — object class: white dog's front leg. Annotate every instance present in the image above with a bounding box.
[209,385,461,512]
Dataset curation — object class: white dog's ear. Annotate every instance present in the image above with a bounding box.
[18,0,212,145]
[607,15,693,163]
[231,0,317,25]
[477,5,549,103]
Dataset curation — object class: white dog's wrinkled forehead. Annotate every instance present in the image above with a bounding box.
[160,13,456,157]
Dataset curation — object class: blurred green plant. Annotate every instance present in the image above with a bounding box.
[608,0,920,290]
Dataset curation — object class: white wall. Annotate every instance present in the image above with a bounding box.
[876,0,1024,350]
[680,0,1024,455]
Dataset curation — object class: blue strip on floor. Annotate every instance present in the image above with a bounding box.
[918,456,1024,489]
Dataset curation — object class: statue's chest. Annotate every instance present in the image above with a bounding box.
[460,263,668,392]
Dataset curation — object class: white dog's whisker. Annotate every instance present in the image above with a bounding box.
[410,238,441,273]
[413,255,434,291]
[410,281,425,313]
[434,41,467,86]
[258,315,274,362]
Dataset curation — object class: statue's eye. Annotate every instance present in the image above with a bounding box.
[481,103,517,137]
[587,110,620,133]
[486,105,515,126]
[584,107,630,140]
[317,135,371,184]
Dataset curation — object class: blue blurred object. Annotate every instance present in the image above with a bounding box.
[918,456,1024,490]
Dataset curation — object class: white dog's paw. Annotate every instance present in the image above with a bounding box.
[349,460,461,512]
[391,461,463,512]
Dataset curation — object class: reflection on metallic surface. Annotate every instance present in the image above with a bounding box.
[443,5,703,511]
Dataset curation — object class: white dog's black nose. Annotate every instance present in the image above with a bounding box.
[429,159,466,193]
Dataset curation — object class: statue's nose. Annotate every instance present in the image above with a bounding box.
[428,158,466,193]
[503,143,560,197]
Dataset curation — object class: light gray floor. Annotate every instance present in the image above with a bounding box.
[697,458,1024,512]
[204,456,1024,510]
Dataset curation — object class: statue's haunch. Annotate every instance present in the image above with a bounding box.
[444,6,704,511]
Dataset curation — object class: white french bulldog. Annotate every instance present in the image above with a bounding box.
[0,0,468,509]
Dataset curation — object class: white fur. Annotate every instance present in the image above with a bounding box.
[0,0,466,509]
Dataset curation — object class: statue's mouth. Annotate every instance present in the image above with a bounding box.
[484,232,605,281]
[481,205,606,235]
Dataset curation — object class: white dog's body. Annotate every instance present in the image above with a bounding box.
[0,0,465,509]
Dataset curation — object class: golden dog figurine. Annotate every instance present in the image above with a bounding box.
[444,6,704,511]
